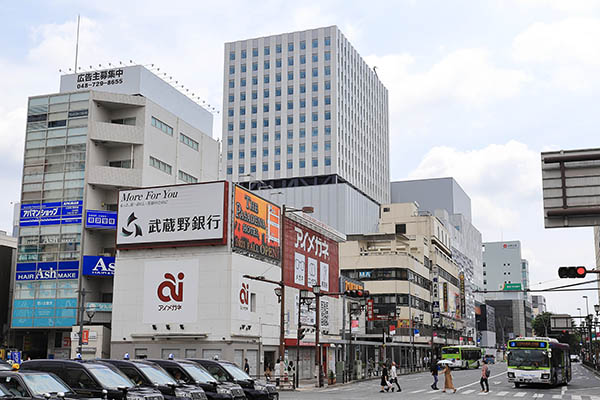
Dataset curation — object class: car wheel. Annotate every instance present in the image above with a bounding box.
[514,383,520,388]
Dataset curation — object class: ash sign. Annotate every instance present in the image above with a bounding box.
[117,182,227,248]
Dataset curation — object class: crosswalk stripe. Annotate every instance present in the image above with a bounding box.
[551,395,562,399]
[497,391,509,396]
[514,393,526,397]
[427,390,437,393]
[463,390,475,394]
[410,389,426,393]
[571,396,582,400]
[533,394,544,398]
[478,392,489,396]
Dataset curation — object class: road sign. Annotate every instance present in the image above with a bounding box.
[503,283,522,291]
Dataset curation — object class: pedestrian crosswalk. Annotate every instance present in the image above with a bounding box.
[445,389,600,400]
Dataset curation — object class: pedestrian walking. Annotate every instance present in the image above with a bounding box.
[380,364,390,393]
[389,362,402,392]
[480,360,490,393]
[274,357,282,387]
[244,358,250,375]
[441,364,456,393]
[430,359,440,390]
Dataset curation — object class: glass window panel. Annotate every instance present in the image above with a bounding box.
[46,146,65,155]
[44,163,64,173]
[26,140,45,149]
[22,192,42,201]
[22,183,42,192]
[42,189,63,199]
[20,226,40,236]
[43,181,63,190]
[48,112,68,121]
[49,103,68,112]
[40,225,60,234]
[63,179,83,188]
[64,162,85,171]
[44,172,64,181]
[69,100,89,110]
[23,174,43,183]
[68,119,87,128]
[29,97,49,106]
[47,137,66,146]
[49,95,69,104]
[66,135,86,145]
[46,155,65,164]
[63,188,83,198]
[66,144,86,153]
[47,129,67,138]
[69,92,89,102]
[25,149,45,158]
[68,127,87,136]
[61,224,81,234]
[64,171,84,180]
[27,131,46,140]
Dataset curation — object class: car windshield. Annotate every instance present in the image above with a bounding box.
[508,349,550,368]
[87,365,134,388]
[137,364,176,385]
[222,364,251,381]
[181,364,218,384]
[442,347,459,355]
[21,373,72,395]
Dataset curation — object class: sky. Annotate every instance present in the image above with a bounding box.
[1,0,599,318]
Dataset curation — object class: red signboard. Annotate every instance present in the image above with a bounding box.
[366,299,374,321]
[63,337,71,347]
[82,330,89,345]
[282,216,339,295]
[389,324,396,336]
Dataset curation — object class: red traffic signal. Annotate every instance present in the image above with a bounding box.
[344,289,370,298]
[558,266,587,278]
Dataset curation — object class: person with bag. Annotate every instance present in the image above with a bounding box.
[480,360,490,393]
[389,362,401,392]
[380,363,391,393]
[430,359,440,390]
[441,363,456,393]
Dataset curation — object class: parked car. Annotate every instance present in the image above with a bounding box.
[570,354,580,363]
[20,360,164,400]
[0,370,84,400]
[100,359,207,400]
[148,359,245,400]
[187,360,277,400]
[483,355,495,364]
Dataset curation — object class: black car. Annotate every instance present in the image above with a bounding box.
[148,359,245,400]
[0,370,83,400]
[187,360,276,400]
[20,360,163,400]
[100,360,207,400]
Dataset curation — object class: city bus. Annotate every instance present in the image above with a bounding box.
[506,337,571,387]
[441,345,483,369]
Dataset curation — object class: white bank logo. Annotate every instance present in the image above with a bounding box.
[83,256,115,276]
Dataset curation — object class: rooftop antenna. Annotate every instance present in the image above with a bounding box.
[74,14,81,72]
[373,66,378,78]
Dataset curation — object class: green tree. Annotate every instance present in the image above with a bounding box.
[531,312,581,353]
[532,312,552,336]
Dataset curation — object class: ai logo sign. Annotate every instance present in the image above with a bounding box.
[143,259,199,324]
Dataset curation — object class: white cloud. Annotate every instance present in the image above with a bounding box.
[514,0,600,13]
[513,17,600,90]
[407,140,541,233]
[366,48,530,111]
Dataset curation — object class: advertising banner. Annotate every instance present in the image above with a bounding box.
[366,299,374,321]
[295,293,316,326]
[232,185,281,263]
[320,298,330,331]
[117,182,227,248]
[15,261,79,281]
[86,210,117,229]
[143,258,199,324]
[82,256,115,276]
[340,276,364,292]
[459,272,466,317]
[443,282,448,313]
[20,201,83,226]
[283,216,339,294]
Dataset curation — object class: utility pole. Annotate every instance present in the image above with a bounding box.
[77,288,86,355]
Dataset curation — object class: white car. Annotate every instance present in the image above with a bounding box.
[570,354,580,363]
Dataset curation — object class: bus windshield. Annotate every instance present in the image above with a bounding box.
[442,347,459,355]
[508,349,550,368]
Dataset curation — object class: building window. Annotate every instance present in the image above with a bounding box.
[312,53,318,62]
[325,141,331,151]
[251,149,257,158]
[288,42,294,51]
[325,126,331,135]
[312,143,318,152]
[264,89,269,98]
[325,95,331,105]
[276,58,282,68]
[227,137,233,145]
[251,120,257,129]
[300,98,306,108]
[262,163,268,172]
[299,159,305,168]
[111,117,135,125]
[300,128,306,138]
[252,47,258,57]
[229,79,235,88]
[263,133,269,142]
[325,36,331,46]
[263,104,269,113]
[287,130,293,139]
[276,44,282,53]
[228,108,234,117]
[275,117,281,125]
[178,170,198,183]
[287,145,293,154]
[325,66,331,75]
[288,71,294,80]
[275,146,280,155]
[264,46,270,56]
[300,69,306,79]
[229,65,235,74]
[264,75,270,84]
[288,86,294,95]
[241,64,247,73]
[288,57,294,66]
[312,83,318,92]
[312,113,318,121]
[275,102,281,111]
[287,160,293,169]
[264,60,270,70]
[275,73,281,83]
[109,159,132,168]
[275,132,281,140]
[239,151,245,159]
[149,156,172,175]
[300,55,306,64]
[251,134,257,143]
[325,111,331,120]
[240,78,247,88]
[241,49,247,59]
[263,148,269,157]
[240,106,246,116]
[239,136,245,144]
[250,164,256,172]
[276,87,281,96]
[287,115,293,124]
[227,167,233,175]
[239,166,245,174]
[312,68,318,77]
[395,224,407,234]
[240,121,246,130]
[252,91,257,100]
[275,161,280,170]
[228,95,234,103]
[299,143,305,153]
[287,101,293,110]
[325,156,331,166]
[300,114,306,123]
[151,117,173,136]
[180,133,199,151]
[240,92,246,101]
[325,81,331,90]
[228,123,234,132]
[325,51,331,61]
[300,40,306,50]
[252,62,258,72]
[312,38,318,48]
[312,158,318,167]
[312,127,318,136]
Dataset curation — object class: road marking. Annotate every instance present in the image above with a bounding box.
[456,370,508,390]
[478,392,489,396]
[551,395,562,399]
[410,389,426,393]
[427,390,438,393]
[494,381,501,384]
[533,394,544,398]
[497,391,508,396]
[514,392,526,397]
[571,396,582,400]
[463,390,475,394]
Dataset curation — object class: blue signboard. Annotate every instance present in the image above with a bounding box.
[85,210,117,229]
[82,256,115,276]
[20,201,83,226]
[15,261,79,281]
[9,351,21,364]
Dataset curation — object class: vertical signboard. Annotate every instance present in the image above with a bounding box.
[459,272,466,317]
[283,216,339,295]
[443,282,449,313]
[232,186,281,263]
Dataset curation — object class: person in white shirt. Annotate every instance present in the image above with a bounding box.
[274,357,282,387]
[389,362,401,392]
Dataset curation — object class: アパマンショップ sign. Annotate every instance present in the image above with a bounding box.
[117,182,227,248]
[232,186,281,263]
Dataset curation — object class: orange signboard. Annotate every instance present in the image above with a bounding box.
[232,186,281,263]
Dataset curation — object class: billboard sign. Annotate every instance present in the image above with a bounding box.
[20,201,83,226]
[86,210,117,229]
[143,258,199,324]
[82,256,115,276]
[283,216,339,294]
[232,185,281,263]
[117,182,227,249]
[503,283,522,291]
[340,276,364,292]
[15,261,79,281]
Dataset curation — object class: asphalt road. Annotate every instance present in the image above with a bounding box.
[280,363,600,400]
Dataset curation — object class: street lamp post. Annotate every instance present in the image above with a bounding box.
[295,289,313,389]
[312,285,324,388]
[584,296,592,362]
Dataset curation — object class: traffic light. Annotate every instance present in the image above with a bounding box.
[558,266,587,278]
[297,327,306,341]
[344,289,370,298]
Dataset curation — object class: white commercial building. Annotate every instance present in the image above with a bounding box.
[10,65,218,358]
[223,26,389,234]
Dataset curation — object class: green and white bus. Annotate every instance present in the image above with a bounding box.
[507,337,571,387]
[441,346,483,369]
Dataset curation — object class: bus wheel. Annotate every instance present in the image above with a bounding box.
[514,383,521,388]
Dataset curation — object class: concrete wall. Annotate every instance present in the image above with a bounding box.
[482,241,528,301]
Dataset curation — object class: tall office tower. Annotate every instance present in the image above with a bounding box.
[223,26,390,234]
[11,65,218,358]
